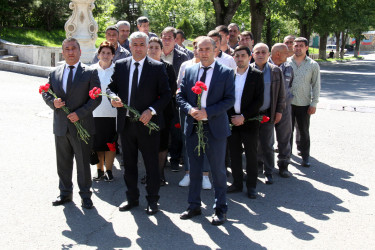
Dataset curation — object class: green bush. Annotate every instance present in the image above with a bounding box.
[176,19,194,38]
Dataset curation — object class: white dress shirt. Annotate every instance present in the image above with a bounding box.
[91,62,117,117]
[62,62,80,93]
[215,51,237,70]
[127,57,156,115]
[198,61,216,109]
[234,66,250,114]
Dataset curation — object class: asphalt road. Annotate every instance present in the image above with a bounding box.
[0,55,374,249]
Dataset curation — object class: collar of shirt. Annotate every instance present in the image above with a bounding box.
[94,62,115,72]
[199,61,216,71]
[235,65,250,77]
[65,61,80,70]
[131,57,146,68]
[254,61,270,73]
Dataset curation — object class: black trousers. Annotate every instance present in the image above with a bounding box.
[291,105,310,160]
[228,121,260,189]
[120,118,160,204]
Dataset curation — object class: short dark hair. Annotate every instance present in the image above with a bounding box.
[161,27,177,39]
[149,37,163,49]
[216,25,229,35]
[234,45,251,56]
[228,23,239,31]
[240,31,254,40]
[105,25,119,34]
[207,30,221,43]
[62,37,81,50]
[176,29,185,39]
[137,16,149,25]
[294,37,308,46]
[98,41,116,55]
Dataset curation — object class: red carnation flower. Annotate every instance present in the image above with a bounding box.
[260,115,270,123]
[107,142,116,152]
[89,87,102,99]
[195,81,207,91]
[192,86,202,95]
[174,123,181,129]
[39,83,50,94]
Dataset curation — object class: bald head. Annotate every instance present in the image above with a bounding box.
[271,43,288,55]
[253,42,269,52]
[271,43,289,66]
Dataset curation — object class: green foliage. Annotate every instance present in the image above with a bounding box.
[141,0,215,37]
[0,27,106,48]
[176,19,194,38]
[93,0,116,32]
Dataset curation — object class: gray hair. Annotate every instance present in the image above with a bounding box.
[253,42,269,52]
[62,37,81,50]
[116,21,130,28]
[129,31,149,45]
[271,43,288,54]
[197,36,216,50]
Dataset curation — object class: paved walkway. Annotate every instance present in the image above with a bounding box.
[0,55,374,249]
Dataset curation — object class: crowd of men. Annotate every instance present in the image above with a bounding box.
[44,16,321,226]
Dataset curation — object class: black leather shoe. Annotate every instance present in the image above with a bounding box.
[227,184,242,193]
[301,159,311,167]
[146,202,158,215]
[279,169,292,178]
[52,194,72,206]
[247,188,257,199]
[211,212,227,226]
[119,200,139,211]
[265,174,274,184]
[180,208,202,220]
[81,198,93,209]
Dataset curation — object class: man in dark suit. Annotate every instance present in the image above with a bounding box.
[42,38,102,209]
[177,37,235,225]
[107,32,171,215]
[161,26,189,171]
[227,46,264,199]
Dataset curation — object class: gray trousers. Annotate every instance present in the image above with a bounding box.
[275,103,292,168]
[257,122,275,175]
[55,131,92,198]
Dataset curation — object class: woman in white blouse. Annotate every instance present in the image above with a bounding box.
[91,41,117,182]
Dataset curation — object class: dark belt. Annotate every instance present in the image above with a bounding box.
[259,108,270,116]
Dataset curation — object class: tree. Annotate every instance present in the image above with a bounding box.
[211,0,242,26]
[249,0,269,44]
[177,19,194,38]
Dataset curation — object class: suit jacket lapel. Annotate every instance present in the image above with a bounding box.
[192,64,200,104]
[56,65,66,98]
[241,66,253,109]
[137,56,149,92]
[207,61,219,99]
[123,58,131,105]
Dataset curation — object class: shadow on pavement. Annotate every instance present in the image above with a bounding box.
[291,155,369,196]
[62,205,130,249]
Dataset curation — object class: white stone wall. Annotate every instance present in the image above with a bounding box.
[0,39,62,67]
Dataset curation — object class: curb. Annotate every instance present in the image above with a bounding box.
[0,60,54,77]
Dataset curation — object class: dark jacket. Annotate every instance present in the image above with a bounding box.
[227,66,264,127]
[250,62,286,123]
[43,63,102,136]
[107,56,171,133]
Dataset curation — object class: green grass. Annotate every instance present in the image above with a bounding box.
[315,56,364,62]
[309,47,319,54]
[0,27,106,48]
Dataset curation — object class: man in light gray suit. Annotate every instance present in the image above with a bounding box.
[42,38,101,209]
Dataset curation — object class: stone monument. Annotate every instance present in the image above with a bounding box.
[64,0,98,63]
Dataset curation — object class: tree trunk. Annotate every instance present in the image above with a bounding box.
[318,33,328,60]
[340,31,348,59]
[211,0,242,26]
[354,35,361,57]
[300,23,311,44]
[250,0,269,44]
[335,31,340,59]
[265,13,272,49]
